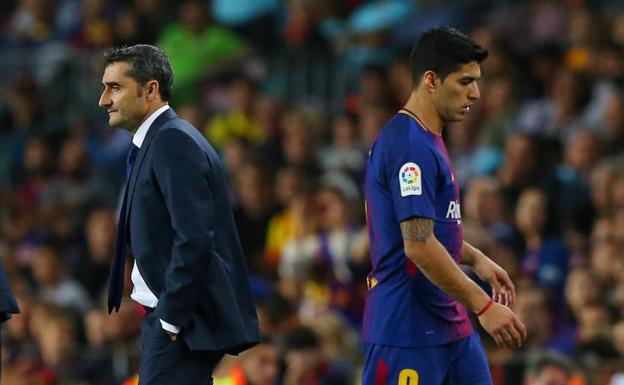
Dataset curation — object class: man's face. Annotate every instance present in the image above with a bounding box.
[530,366,570,385]
[432,61,481,123]
[242,344,279,385]
[98,61,148,131]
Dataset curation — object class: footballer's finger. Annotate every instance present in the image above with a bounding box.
[499,330,513,349]
[506,326,522,348]
[514,318,528,341]
[493,333,504,348]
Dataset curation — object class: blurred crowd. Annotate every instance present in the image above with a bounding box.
[2,0,624,384]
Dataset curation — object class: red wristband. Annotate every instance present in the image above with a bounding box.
[475,299,494,317]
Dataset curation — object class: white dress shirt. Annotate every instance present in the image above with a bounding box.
[129,104,180,334]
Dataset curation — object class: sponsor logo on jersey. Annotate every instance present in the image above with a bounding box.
[399,162,422,196]
[446,200,461,220]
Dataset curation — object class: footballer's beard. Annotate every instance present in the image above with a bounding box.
[433,98,464,124]
[440,107,465,124]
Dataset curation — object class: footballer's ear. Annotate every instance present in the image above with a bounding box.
[423,70,438,93]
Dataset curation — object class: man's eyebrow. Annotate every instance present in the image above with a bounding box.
[102,81,121,87]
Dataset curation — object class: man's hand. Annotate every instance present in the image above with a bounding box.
[159,319,180,341]
[166,330,177,341]
[473,256,515,306]
[478,301,526,349]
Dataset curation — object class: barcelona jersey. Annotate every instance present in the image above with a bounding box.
[362,109,473,347]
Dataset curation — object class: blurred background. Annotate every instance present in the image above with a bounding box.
[1,0,624,384]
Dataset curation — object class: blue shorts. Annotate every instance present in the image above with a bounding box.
[362,333,491,385]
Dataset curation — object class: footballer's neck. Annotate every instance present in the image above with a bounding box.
[403,91,443,135]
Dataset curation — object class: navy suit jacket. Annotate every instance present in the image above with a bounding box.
[0,262,18,323]
[126,108,259,354]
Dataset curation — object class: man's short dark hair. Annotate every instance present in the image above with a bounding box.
[285,326,319,351]
[526,350,573,378]
[103,44,174,102]
[410,25,488,85]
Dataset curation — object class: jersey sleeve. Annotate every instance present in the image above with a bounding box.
[385,137,438,223]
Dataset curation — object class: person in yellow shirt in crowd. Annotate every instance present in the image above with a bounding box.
[205,76,266,149]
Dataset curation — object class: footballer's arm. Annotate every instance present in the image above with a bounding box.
[460,241,486,266]
[460,241,516,306]
[400,218,490,312]
[400,217,526,348]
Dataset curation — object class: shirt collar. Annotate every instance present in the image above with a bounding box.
[132,104,170,148]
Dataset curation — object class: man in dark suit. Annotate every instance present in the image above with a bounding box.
[99,45,259,385]
[0,260,19,379]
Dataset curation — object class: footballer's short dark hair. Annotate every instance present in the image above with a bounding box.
[103,44,174,102]
[410,26,488,86]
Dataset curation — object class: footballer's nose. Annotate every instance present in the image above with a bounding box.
[468,82,480,101]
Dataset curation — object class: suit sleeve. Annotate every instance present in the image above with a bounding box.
[0,262,19,322]
[151,127,214,330]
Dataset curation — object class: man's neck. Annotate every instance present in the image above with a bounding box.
[131,102,168,133]
[403,91,443,135]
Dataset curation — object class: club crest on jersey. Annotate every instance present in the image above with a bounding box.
[399,162,422,196]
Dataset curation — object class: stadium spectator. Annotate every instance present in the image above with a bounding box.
[31,243,92,315]
[157,0,247,104]
[515,188,569,303]
[204,76,266,150]
[523,350,573,385]
[214,336,279,385]
[282,326,351,385]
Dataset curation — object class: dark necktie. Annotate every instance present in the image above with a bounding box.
[108,144,139,313]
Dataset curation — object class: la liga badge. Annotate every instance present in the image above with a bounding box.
[399,162,422,197]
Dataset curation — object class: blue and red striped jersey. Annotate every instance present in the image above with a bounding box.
[362,109,473,347]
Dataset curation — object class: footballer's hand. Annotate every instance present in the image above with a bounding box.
[478,302,526,349]
[473,257,515,306]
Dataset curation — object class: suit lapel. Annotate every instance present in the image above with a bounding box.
[125,108,178,224]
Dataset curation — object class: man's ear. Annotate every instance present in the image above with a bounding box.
[423,71,437,93]
[146,80,161,101]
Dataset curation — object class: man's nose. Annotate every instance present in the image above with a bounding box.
[98,91,111,109]
[469,83,480,101]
